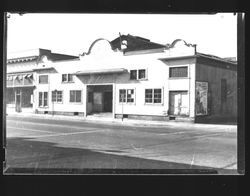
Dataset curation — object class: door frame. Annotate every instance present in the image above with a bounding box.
[169,90,189,116]
[86,84,114,116]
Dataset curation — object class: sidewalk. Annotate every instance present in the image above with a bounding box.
[6,110,237,131]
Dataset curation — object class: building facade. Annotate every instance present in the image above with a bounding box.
[6,49,78,113]
[6,35,237,123]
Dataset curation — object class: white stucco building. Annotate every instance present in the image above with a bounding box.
[6,34,237,123]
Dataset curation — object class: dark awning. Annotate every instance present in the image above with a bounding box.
[74,68,128,76]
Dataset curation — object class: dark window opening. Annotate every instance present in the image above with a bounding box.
[145,88,162,104]
[62,74,74,83]
[52,91,63,103]
[130,70,137,80]
[39,75,48,84]
[119,89,134,103]
[138,69,146,79]
[70,90,81,103]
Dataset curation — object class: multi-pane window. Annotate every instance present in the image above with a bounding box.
[39,92,48,107]
[62,74,74,83]
[130,69,147,80]
[70,90,81,103]
[52,91,63,103]
[39,75,48,84]
[169,67,188,78]
[119,89,135,103]
[138,69,146,79]
[130,70,137,80]
[127,89,134,103]
[145,88,162,104]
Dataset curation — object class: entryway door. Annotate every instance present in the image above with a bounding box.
[169,91,189,116]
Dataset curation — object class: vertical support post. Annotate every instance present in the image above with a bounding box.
[112,83,116,119]
[84,84,87,118]
[121,94,124,121]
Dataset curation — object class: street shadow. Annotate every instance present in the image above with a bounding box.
[4,137,235,174]
[195,116,237,125]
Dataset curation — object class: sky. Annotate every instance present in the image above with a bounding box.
[6,13,237,58]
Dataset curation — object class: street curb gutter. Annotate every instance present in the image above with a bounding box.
[6,112,237,131]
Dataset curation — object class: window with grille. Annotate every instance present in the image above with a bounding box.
[169,67,188,78]
[119,89,135,103]
[62,74,74,83]
[52,91,63,103]
[39,75,48,84]
[70,90,81,103]
[39,92,48,107]
[145,88,162,104]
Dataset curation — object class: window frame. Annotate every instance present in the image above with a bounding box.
[62,73,74,83]
[138,69,147,80]
[129,69,148,80]
[38,75,49,84]
[38,91,49,107]
[52,90,63,103]
[130,70,137,80]
[145,88,163,105]
[169,66,188,78]
[119,88,136,104]
[69,90,82,103]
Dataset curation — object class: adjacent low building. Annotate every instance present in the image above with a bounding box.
[6,34,237,123]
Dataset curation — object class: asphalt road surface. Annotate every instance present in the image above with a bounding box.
[4,115,237,174]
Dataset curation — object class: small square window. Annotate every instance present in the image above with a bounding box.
[39,75,48,84]
[130,70,137,80]
[68,74,73,82]
[138,69,146,79]
[62,74,67,82]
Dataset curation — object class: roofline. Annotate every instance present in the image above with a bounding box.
[159,54,237,66]
[50,57,80,63]
[32,67,55,71]
[7,70,34,74]
[124,48,165,56]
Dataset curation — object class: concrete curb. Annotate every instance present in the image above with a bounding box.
[6,112,237,131]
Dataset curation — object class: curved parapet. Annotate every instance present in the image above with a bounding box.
[166,39,196,49]
[82,38,113,56]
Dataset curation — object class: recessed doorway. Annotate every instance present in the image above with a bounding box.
[87,84,113,116]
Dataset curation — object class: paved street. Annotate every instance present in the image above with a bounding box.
[4,115,237,174]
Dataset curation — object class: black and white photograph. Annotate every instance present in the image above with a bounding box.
[3,13,242,175]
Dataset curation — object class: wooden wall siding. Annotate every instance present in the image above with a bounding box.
[196,56,237,71]
[196,63,237,117]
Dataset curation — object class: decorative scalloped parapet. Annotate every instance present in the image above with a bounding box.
[165,39,196,57]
